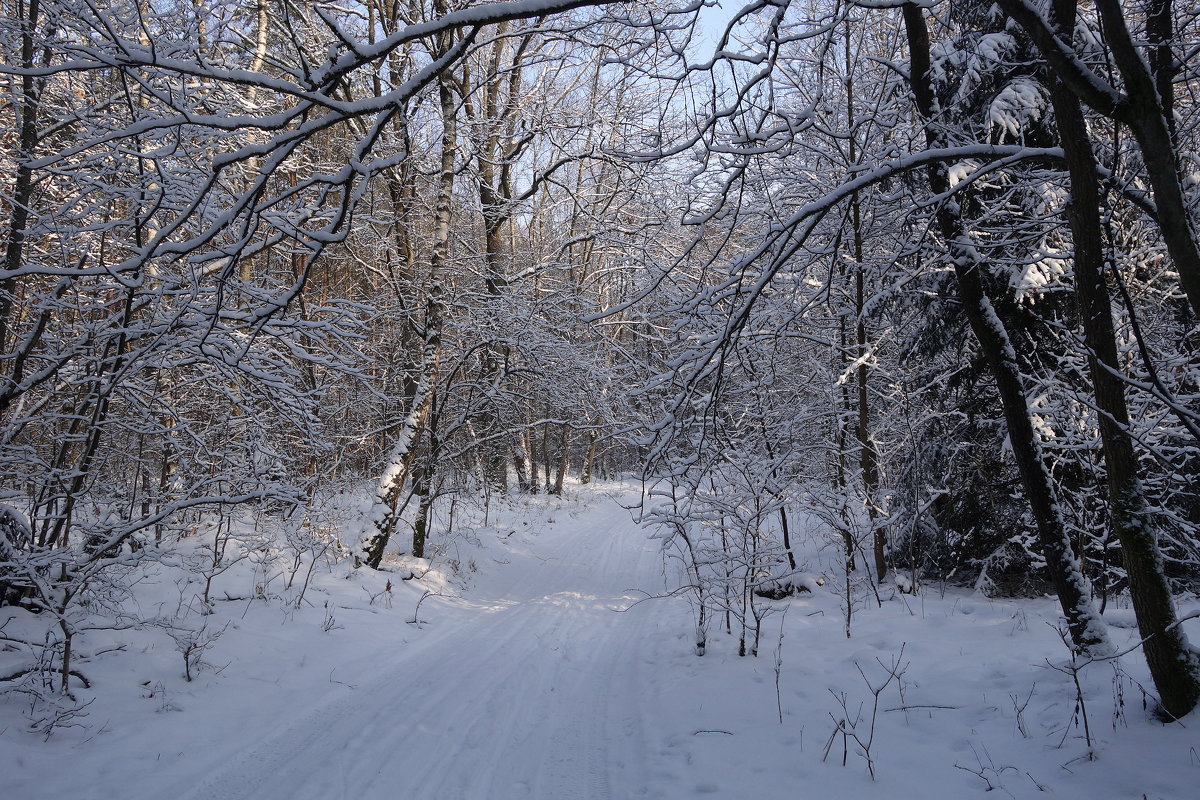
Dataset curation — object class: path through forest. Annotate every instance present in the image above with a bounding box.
[178,490,669,800]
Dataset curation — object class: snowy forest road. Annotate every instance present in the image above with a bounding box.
[179,490,670,800]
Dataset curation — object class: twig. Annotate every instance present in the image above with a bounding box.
[883,704,959,712]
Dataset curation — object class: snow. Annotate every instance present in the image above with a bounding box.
[3,482,1197,799]
[987,76,1048,141]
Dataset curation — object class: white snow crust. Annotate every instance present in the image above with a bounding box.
[2,482,1196,799]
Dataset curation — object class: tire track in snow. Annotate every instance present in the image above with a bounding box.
[176,487,665,800]
[531,500,662,799]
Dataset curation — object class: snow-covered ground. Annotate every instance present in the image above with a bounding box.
[2,481,1196,799]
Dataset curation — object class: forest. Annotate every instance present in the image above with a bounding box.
[2,0,1199,793]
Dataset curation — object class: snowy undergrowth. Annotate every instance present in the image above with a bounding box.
[1,481,1196,799]
[643,576,1199,799]
[0,488,527,786]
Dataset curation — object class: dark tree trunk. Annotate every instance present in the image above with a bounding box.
[844,21,885,582]
[902,2,1108,654]
[0,0,42,360]
[553,425,569,495]
[1047,0,1199,719]
[581,430,597,484]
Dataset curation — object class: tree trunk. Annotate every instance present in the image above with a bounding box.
[1047,0,1199,719]
[553,425,570,495]
[524,420,539,494]
[512,440,531,493]
[410,433,435,561]
[835,264,856,572]
[1,0,43,366]
[779,506,797,572]
[581,429,598,484]
[839,19,885,581]
[360,60,455,568]
[902,2,1109,654]
[542,416,553,491]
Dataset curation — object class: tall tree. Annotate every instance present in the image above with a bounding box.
[899,1,1110,654]
[1038,0,1200,719]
